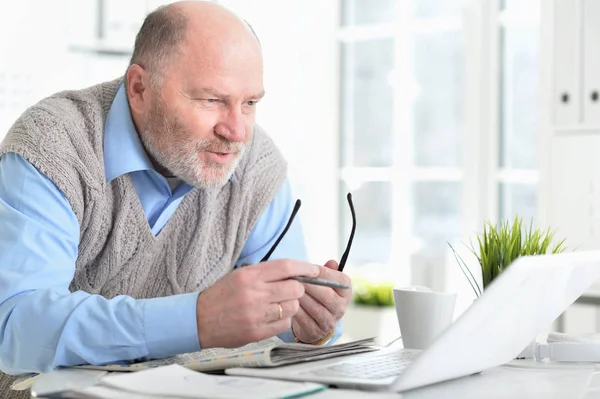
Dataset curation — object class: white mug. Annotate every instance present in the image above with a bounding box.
[393,286,457,350]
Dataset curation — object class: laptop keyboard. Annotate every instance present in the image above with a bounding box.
[299,350,417,380]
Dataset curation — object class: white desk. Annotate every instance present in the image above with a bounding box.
[30,360,600,398]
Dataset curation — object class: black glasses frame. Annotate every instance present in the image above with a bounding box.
[261,193,356,272]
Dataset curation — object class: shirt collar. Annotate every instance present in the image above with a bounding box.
[103,84,154,183]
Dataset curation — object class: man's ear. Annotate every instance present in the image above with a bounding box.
[125,64,150,115]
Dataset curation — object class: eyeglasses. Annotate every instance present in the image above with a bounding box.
[261,193,356,272]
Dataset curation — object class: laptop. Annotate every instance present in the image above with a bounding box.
[226,250,600,392]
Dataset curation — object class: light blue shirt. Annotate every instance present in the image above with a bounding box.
[0,85,341,375]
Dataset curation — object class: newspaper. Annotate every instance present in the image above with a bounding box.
[67,337,378,373]
[71,336,285,372]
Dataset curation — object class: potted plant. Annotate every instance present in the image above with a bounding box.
[449,215,567,297]
[352,277,395,307]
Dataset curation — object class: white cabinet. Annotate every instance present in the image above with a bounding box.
[543,0,600,234]
[553,0,580,126]
[549,135,600,250]
[552,0,600,129]
[542,0,600,330]
[582,0,600,126]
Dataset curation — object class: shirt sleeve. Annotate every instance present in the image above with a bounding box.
[236,177,343,345]
[0,153,200,375]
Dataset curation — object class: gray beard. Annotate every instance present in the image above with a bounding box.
[140,131,245,189]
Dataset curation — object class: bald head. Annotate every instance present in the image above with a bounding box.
[129,0,261,87]
[125,0,265,189]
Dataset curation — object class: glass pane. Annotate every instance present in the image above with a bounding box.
[413,0,466,19]
[340,38,395,167]
[341,0,396,26]
[413,182,462,244]
[499,183,537,222]
[500,26,540,169]
[413,31,465,167]
[341,181,392,267]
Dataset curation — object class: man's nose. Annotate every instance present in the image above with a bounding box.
[215,108,246,143]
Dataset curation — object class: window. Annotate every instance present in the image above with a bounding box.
[338,0,467,284]
[338,0,542,287]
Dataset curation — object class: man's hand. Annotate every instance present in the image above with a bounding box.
[196,260,320,348]
[291,260,352,344]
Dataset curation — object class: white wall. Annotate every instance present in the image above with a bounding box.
[0,0,340,264]
[0,0,68,138]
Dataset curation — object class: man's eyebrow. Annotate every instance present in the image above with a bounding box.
[193,89,265,100]
[248,90,266,100]
[195,88,229,99]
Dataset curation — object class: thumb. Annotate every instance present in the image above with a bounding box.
[324,259,339,270]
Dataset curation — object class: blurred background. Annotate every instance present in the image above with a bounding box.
[1,0,599,343]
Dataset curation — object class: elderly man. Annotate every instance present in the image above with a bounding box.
[0,1,351,396]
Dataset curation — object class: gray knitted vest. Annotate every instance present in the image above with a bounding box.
[0,79,287,398]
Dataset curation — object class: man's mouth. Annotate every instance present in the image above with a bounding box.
[204,151,235,165]
[206,148,234,155]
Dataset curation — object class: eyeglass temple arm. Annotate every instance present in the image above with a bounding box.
[260,199,302,262]
[338,193,356,272]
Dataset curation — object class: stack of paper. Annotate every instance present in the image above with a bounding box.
[69,364,327,399]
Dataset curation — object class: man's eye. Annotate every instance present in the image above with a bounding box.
[205,99,219,103]
[245,100,257,107]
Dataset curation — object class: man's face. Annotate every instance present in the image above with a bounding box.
[138,35,264,189]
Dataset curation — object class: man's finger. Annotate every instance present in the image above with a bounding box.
[264,319,295,338]
[292,306,326,342]
[299,293,335,332]
[323,259,338,271]
[264,299,300,324]
[314,265,351,284]
[267,280,305,302]
[308,266,352,297]
[255,260,320,282]
[303,284,339,314]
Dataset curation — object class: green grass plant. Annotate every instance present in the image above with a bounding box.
[449,216,567,297]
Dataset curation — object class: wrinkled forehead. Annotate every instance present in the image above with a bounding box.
[176,35,263,95]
